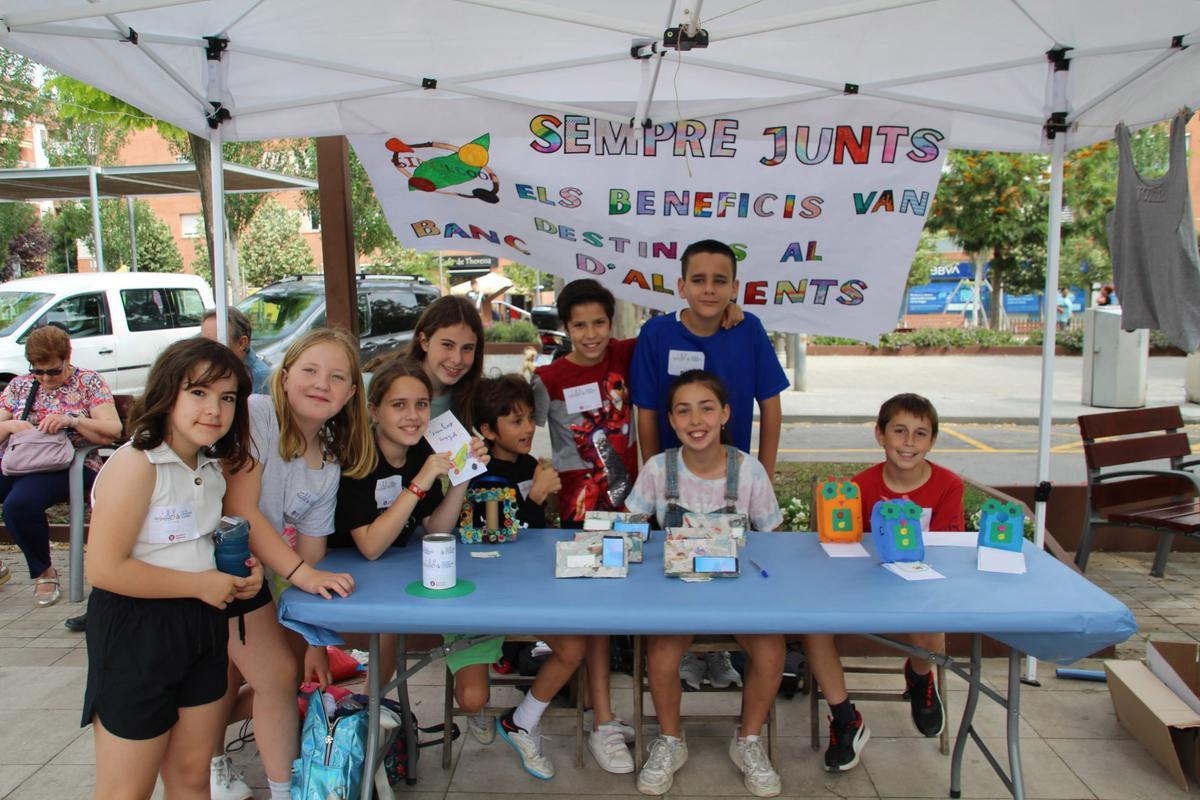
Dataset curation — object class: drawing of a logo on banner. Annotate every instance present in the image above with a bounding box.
[385,133,500,204]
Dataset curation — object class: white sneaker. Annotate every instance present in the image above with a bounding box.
[729,734,781,797]
[636,735,688,795]
[467,713,495,744]
[585,710,636,744]
[679,652,705,691]
[210,754,252,800]
[498,712,554,779]
[706,651,743,688]
[588,721,634,774]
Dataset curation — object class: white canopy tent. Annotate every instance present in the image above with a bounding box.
[4,1,1200,680]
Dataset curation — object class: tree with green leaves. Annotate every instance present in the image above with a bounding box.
[4,221,50,280]
[92,200,183,273]
[196,198,313,289]
[929,151,1049,327]
[0,49,43,266]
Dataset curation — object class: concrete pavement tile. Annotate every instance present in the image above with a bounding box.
[0,636,35,648]
[1046,737,1191,800]
[0,764,38,798]
[781,735,882,797]
[0,647,70,667]
[0,710,84,765]
[446,795,640,800]
[0,666,84,710]
[53,649,87,667]
[48,727,93,765]
[1017,687,1127,739]
[865,736,1090,799]
[3,764,98,799]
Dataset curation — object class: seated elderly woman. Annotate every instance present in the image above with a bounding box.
[0,325,122,606]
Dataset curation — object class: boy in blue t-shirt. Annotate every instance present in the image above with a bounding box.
[631,239,790,479]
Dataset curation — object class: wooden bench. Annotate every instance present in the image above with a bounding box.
[1077,406,1200,577]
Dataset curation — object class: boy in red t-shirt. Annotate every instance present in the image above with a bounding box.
[805,393,963,774]
[532,278,639,774]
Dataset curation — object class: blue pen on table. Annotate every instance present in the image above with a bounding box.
[749,558,769,578]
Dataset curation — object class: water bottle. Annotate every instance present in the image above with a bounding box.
[213,515,251,577]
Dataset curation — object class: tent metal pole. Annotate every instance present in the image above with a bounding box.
[127,196,138,271]
[1068,47,1183,124]
[101,14,211,112]
[713,0,931,41]
[87,166,105,273]
[211,124,228,343]
[0,0,200,27]
[1026,59,1070,684]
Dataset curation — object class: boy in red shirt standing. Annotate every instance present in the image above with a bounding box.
[806,393,963,774]
[532,278,639,774]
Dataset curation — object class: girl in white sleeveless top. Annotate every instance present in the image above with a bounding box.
[83,338,259,800]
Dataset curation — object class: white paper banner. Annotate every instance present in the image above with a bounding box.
[352,98,948,339]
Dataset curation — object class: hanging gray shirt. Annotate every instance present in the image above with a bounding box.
[1106,112,1200,352]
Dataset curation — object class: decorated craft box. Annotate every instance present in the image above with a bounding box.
[978,498,1025,552]
[582,511,652,540]
[663,535,737,578]
[574,531,643,563]
[681,511,748,544]
[458,479,519,544]
[815,478,864,543]
[555,539,628,578]
[870,498,925,563]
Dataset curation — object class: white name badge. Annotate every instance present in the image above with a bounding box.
[518,479,533,500]
[147,505,199,544]
[667,349,705,376]
[920,508,933,532]
[375,476,405,509]
[563,382,603,414]
[284,490,317,524]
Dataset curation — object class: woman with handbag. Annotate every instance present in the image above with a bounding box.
[0,325,122,607]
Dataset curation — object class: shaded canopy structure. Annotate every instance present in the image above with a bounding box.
[3,0,1200,692]
[0,161,317,271]
[0,161,317,202]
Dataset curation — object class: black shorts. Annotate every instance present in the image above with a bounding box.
[226,580,272,618]
[82,588,229,740]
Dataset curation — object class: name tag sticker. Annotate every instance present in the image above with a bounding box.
[667,350,705,376]
[147,505,199,544]
[285,490,317,522]
[375,476,404,509]
[564,382,603,414]
[518,479,533,500]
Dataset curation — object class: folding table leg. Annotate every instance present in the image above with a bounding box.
[1005,649,1026,800]
[397,636,417,785]
[633,636,644,771]
[361,633,382,800]
[950,633,981,798]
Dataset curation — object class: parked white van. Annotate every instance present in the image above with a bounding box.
[0,272,214,394]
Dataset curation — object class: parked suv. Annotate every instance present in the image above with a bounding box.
[0,272,214,394]
[237,274,441,366]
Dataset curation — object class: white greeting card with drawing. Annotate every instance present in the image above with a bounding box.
[424,410,487,486]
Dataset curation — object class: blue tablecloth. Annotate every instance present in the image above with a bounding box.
[279,531,1136,664]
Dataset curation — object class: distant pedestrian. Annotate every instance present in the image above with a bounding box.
[201,307,271,394]
[1056,288,1073,330]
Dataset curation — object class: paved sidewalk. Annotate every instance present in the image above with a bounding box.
[777,354,1199,424]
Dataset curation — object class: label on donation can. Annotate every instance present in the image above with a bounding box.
[422,533,457,590]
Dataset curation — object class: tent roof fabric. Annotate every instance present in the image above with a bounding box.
[3,1,1199,152]
[0,162,318,202]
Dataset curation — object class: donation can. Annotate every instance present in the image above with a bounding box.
[422,532,456,590]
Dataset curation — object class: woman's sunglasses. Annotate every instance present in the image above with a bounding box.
[29,363,65,377]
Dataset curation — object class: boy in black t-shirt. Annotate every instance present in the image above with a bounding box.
[471,374,560,528]
[472,375,599,781]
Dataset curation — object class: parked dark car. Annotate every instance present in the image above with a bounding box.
[237,274,440,366]
[530,304,571,357]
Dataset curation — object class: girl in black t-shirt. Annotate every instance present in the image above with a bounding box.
[332,358,490,718]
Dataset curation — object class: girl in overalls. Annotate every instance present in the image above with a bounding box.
[624,369,786,798]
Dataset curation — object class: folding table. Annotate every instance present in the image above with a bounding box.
[279,531,1136,800]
